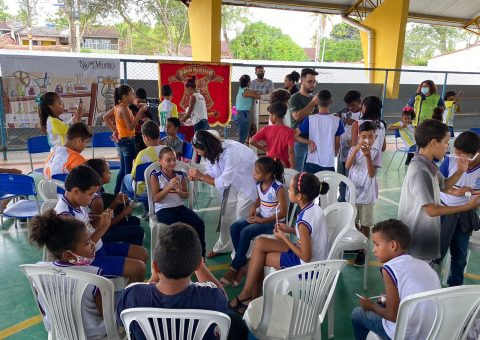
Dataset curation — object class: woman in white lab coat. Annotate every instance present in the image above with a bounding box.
[188,130,257,257]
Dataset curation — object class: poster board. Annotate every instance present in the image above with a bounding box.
[0,55,120,128]
[158,61,231,126]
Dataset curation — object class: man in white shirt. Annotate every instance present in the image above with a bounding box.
[250,66,274,95]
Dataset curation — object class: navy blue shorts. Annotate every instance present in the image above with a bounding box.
[280,249,301,269]
[92,242,129,277]
[449,126,454,138]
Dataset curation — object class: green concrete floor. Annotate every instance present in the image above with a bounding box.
[1,151,480,339]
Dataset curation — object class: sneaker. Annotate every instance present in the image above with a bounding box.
[129,200,143,209]
[354,252,365,267]
[141,210,149,221]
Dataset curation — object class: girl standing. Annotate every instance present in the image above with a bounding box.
[38,92,83,147]
[229,172,329,313]
[104,85,146,194]
[180,76,209,132]
[150,147,206,257]
[29,210,107,339]
[220,157,288,287]
[188,130,258,257]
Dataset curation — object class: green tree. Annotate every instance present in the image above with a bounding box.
[0,0,10,21]
[321,38,363,62]
[221,5,250,45]
[330,22,360,41]
[403,24,469,65]
[18,0,39,27]
[230,22,308,61]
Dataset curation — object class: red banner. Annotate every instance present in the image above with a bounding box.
[158,61,231,126]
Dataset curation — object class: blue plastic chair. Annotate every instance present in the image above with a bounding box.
[0,174,42,228]
[51,173,67,195]
[131,162,153,201]
[27,136,51,174]
[384,129,416,173]
[470,128,480,135]
[91,132,121,170]
[182,141,194,161]
[160,132,185,141]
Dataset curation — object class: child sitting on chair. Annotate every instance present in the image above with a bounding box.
[29,210,107,339]
[351,219,441,340]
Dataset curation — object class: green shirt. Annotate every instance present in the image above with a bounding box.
[287,92,318,130]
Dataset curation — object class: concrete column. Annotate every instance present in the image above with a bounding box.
[188,0,222,62]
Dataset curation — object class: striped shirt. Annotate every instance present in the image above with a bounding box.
[151,169,186,212]
[295,202,328,264]
[257,179,284,219]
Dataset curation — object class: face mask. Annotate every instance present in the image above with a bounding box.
[421,87,430,95]
[68,251,95,266]
[256,73,265,80]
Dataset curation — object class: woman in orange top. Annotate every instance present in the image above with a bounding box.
[104,85,146,194]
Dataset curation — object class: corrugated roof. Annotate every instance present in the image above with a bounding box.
[17,25,119,39]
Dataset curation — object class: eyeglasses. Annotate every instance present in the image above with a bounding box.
[304,80,317,84]
[446,152,479,162]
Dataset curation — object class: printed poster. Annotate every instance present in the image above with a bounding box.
[158,61,231,126]
[0,55,120,127]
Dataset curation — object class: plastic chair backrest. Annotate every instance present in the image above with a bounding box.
[394,128,401,139]
[51,173,67,194]
[51,173,68,182]
[121,307,231,340]
[394,285,480,340]
[134,162,153,182]
[38,180,59,201]
[182,141,194,161]
[92,131,116,148]
[257,260,347,338]
[41,199,58,214]
[145,162,161,219]
[470,128,480,135]
[0,174,37,196]
[324,203,356,260]
[20,264,121,340]
[27,135,51,154]
[314,171,356,208]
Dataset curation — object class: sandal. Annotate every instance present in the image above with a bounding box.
[229,296,251,315]
[219,268,237,287]
[206,250,221,259]
[231,267,247,288]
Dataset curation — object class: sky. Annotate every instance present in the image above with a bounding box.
[5,1,339,48]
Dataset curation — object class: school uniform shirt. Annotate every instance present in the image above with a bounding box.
[357,119,386,168]
[339,111,362,162]
[295,202,328,263]
[55,194,103,252]
[46,116,69,147]
[204,140,258,202]
[443,100,457,127]
[257,179,284,219]
[381,254,441,339]
[131,145,164,195]
[161,136,183,156]
[36,261,106,339]
[398,154,445,260]
[347,147,380,205]
[116,282,228,340]
[250,125,295,167]
[235,87,253,111]
[389,121,416,149]
[43,146,86,179]
[158,99,179,131]
[191,92,208,125]
[440,157,480,207]
[150,169,186,212]
[298,113,344,168]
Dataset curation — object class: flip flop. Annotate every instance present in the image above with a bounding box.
[228,296,251,315]
[206,250,221,258]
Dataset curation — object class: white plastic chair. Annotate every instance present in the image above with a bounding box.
[442,229,480,286]
[120,308,231,340]
[38,180,58,201]
[284,168,299,227]
[314,170,369,290]
[314,171,355,208]
[244,260,347,340]
[324,202,356,339]
[367,285,480,340]
[20,264,123,340]
[40,199,59,261]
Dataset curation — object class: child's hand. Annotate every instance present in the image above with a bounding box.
[123,204,134,215]
[273,225,287,241]
[249,207,257,219]
[308,141,317,153]
[115,193,128,206]
[467,195,480,209]
[138,103,148,114]
[275,222,288,233]
[360,145,371,157]
[111,132,119,143]
[248,215,264,224]
[167,177,180,189]
[100,209,113,228]
[359,296,376,311]
[188,168,202,181]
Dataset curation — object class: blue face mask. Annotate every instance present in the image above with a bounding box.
[421,87,430,95]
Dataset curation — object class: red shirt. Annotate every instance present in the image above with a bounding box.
[251,125,295,167]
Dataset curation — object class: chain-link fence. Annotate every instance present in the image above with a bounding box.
[2,58,480,157]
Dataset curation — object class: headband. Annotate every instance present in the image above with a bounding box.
[402,106,414,112]
[297,172,305,192]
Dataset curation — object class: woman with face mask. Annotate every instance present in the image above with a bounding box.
[406,80,446,126]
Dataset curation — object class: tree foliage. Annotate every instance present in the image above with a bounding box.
[0,0,10,21]
[221,5,250,44]
[18,0,39,27]
[403,24,469,66]
[230,22,308,61]
[314,23,363,62]
[330,23,360,41]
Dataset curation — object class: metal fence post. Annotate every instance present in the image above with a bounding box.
[441,72,448,100]
[122,60,128,84]
[0,80,8,160]
[381,70,388,119]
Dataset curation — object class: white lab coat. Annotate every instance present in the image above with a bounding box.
[205,140,257,253]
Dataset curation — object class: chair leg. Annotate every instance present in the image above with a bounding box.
[327,294,335,339]
[397,153,407,170]
[384,151,398,174]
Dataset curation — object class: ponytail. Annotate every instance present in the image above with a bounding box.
[293,172,329,202]
[114,84,133,105]
[37,92,60,132]
[255,156,285,184]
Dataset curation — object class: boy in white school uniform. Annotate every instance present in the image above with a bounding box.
[295,89,344,174]
[438,130,480,286]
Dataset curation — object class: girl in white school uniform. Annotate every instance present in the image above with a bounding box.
[188,130,258,258]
